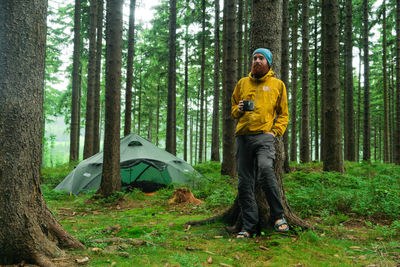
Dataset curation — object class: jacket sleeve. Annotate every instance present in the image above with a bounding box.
[271,82,289,136]
[231,81,244,119]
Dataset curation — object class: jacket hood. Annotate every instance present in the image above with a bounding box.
[249,69,275,82]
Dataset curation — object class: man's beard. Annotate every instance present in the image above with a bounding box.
[251,62,269,78]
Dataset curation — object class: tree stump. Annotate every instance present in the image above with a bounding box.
[186,137,309,234]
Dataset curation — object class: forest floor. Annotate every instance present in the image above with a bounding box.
[40,161,400,267]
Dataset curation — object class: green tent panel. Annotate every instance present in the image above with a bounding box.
[55,134,202,195]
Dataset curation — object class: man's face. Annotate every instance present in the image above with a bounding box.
[251,53,269,77]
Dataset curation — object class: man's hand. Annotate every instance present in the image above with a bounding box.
[267,131,275,137]
[238,100,244,111]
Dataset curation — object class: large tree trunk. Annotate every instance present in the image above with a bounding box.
[281,0,290,171]
[322,0,344,172]
[211,0,221,162]
[124,0,136,136]
[300,0,310,163]
[221,0,236,177]
[362,0,371,162]
[83,0,98,159]
[0,1,84,265]
[97,0,123,197]
[93,0,104,154]
[344,0,355,161]
[198,0,206,163]
[166,0,177,155]
[188,0,309,233]
[290,0,299,163]
[70,0,82,162]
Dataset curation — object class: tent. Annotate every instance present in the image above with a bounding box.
[55,133,202,195]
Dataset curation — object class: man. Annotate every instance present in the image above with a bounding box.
[231,48,289,238]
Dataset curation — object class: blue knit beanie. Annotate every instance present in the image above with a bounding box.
[252,48,272,66]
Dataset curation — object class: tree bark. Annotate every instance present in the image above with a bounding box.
[70,0,82,162]
[237,0,243,80]
[395,0,400,165]
[313,4,319,161]
[322,0,344,173]
[281,0,290,171]
[382,0,389,163]
[344,0,355,161]
[362,0,371,162]
[290,0,299,163]
[166,0,177,155]
[124,0,136,136]
[221,0,237,177]
[97,0,123,197]
[211,0,221,162]
[0,1,84,265]
[83,0,98,159]
[357,46,362,162]
[300,0,310,163]
[243,0,250,76]
[198,0,206,163]
[184,0,190,162]
[93,0,104,153]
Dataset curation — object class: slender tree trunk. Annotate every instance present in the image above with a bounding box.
[166,0,177,155]
[138,72,142,135]
[190,116,194,165]
[243,0,249,76]
[156,82,160,146]
[290,0,299,162]
[300,0,310,163]
[0,1,84,264]
[313,4,319,161]
[281,0,290,171]
[221,0,236,177]
[124,0,136,136]
[237,0,243,80]
[211,0,221,162]
[322,0,344,173]
[198,0,206,163]
[382,0,389,162]
[344,0,355,161]
[70,0,82,162]
[395,0,400,164]
[93,0,104,153]
[320,0,326,162]
[97,0,123,197]
[184,0,189,161]
[389,58,394,162]
[357,46,362,162]
[83,0,98,159]
[362,0,371,162]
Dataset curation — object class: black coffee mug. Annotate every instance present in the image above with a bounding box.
[242,100,254,111]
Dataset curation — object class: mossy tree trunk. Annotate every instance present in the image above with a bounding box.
[0,1,84,265]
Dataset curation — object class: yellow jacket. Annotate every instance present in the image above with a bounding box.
[231,70,289,136]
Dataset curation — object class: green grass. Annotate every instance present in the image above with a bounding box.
[42,161,400,266]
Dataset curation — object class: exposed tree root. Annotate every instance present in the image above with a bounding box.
[184,137,310,235]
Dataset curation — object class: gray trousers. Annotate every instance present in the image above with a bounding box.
[236,133,284,233]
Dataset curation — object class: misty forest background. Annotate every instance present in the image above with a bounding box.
[44,0,400,171]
